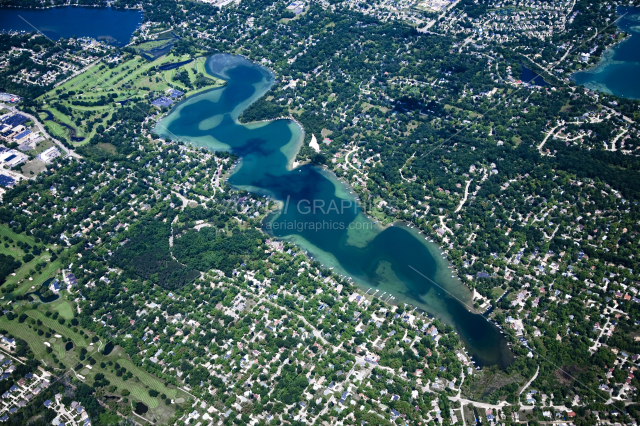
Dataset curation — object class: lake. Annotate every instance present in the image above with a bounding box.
[572,6,640,99]
[521,65,549,87]
[156,54,514,369]
[0,6,142,46]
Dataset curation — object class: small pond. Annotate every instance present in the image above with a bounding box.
[521,65,550,87]
[134,402,149,415]
[102,341,114,355]
[158,59,193,71]
[25,278,59,303]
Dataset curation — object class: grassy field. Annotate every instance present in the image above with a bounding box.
[0,317,49,359]
[0,224,37,246]
[0,224,64,297]
[38,53,223,146]
[0,287,185,423]
[30,139,56,156]
[21,159,47,176]
[51,299,75,320]
[26,310,87,348]
[132,38,177,59]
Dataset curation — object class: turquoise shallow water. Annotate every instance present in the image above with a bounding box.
[0,6,142,46]
[156,54,514,368]
[572,6,640,99]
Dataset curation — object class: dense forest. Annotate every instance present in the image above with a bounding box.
[112,219,200,290]
[173,226,269,277]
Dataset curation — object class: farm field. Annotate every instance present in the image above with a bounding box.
[38,53,224,146]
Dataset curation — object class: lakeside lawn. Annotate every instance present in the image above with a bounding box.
[38,53,224,146]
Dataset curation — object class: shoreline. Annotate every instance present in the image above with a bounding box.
[570,6,639,98]
[0,4,143,11]
[155,53,510,367]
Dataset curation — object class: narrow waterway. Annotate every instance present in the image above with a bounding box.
[156,54,514,368]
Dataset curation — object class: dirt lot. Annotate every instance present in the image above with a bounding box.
[21,159,47,176]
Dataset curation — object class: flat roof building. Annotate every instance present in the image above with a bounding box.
[37,146,62,163]
[0,149,28,168]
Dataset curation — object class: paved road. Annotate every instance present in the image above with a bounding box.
[538,122,563,154]
[454,179,472,213]
[519,365,540,395]
[1,104,81,159]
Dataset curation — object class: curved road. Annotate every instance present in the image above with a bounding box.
[1,104,82,160]
[454,179,472,213]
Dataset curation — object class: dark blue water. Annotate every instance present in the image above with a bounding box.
[521,66,550,87]
[102,341,114,355]
[158,59,193,71]
[0,6,142,46]
[156,54,514,368]
[25,277,59,303]
[572,6,640,98]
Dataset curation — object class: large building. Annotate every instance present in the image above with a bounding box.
[0,148,28,168]
[37,146,62,163]
[0,93,20,103]
[0,173,15,188]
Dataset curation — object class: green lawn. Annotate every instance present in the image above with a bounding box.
[0,239,24,259]
[51,300,75,320]
[55,343,66,360]
[0,317,48,359]
[0,308,182,422]
[119,359,177,398]
[44,121,71,141]
[0,224,62,298]
[9,257,62,297]
[0,224,37,246]
[30,139,56,156]
[38,52,225,144]
[26,310,87,348]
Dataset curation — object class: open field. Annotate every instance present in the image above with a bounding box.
[26,310,87,348]
[30,139,56,156]
[0,318,49,359]
[0,223,37,246]
[43,120,71,140]
[0,224,64,297]
[132,38,178,60]
[51,299,75,320]
[12,258,62,296]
